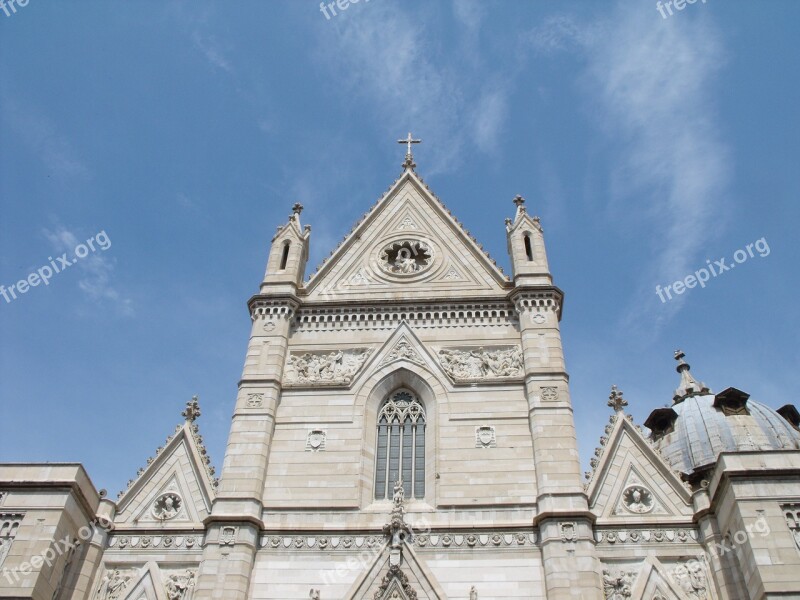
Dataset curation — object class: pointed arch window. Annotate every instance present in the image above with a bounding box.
[523,234,533,261]
[374,389,426,500]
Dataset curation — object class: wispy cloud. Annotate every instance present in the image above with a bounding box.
[192,30,233,73]
[318,2,508,173]
[1,94,89,178]
[526,5,730,334]
[43,225,133,316]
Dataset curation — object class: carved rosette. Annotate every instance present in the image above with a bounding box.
[378,239,433,276]
[284,348,372,386]
[438,346,523,382]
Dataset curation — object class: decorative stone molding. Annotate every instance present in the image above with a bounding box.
[438,346,523,382]
[782,504,800,552]
[152,492,182,521]
[292,302,518,333]
[305,429,326,452]
[219,526,237,546]
[108,534,203,550]
[258,531,536,551]
[511,290,562,316]
[443,268,461,280]
[475,426,496,448]
[560,522,577,542]
[398,216,417,230]
[595,528,698,545]
[540,386,559,402]
[248,298,299,322]
[284,349,372,386]
[246,393,264,408]
[602,569,636,599]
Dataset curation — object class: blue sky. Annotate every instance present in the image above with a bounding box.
[1,0,798,495]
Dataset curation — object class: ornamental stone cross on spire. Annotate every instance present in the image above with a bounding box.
[398,132,421,170]
[182,395,201,422]
[608,385,628,412]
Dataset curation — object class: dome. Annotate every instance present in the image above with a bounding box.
[645,352,800,480]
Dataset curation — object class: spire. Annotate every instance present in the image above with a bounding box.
[673,350,710,404]
[608,385,628,412]
[182,395,201,423]
[397,132,421,170]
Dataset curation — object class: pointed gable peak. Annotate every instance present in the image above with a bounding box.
[272,202,311,243]
[304,166,509,298]
[505,194,542,234]
[116,397,218,506]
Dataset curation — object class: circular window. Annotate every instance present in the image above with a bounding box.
[378,239,433,276]
[152,492,182,520]
[622,485,654,514]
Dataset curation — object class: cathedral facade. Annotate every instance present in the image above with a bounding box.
[2,149,800,599]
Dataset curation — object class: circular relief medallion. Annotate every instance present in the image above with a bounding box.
[152,492,182,520]
[379,239,433,276]
[622,485,654,514]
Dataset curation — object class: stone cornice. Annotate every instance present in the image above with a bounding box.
[247,294,301,320]
[508,286,564,320]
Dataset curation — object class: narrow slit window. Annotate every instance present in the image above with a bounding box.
[374,389,426,500]
[279,242,290,270]
[524,234,533,261]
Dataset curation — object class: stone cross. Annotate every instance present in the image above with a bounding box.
[182,395,201,422]
[398,132,421,168]
[607,385,628,412]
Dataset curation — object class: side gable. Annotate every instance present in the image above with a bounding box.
[114,421,217,528]
[304,170,510,302]
[587,414,693,523]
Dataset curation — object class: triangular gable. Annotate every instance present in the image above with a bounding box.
[360,323,444,379]
[629,556,693,600]
[344,540,447,600]
[119,562,167,600]
[115,422,216,527]
[588,416,692,522]
[305,170,509,302]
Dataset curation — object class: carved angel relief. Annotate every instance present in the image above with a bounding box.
[285,349,372,385]
[438,346,523,381]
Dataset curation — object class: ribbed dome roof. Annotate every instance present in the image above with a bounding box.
[650,392,800,479]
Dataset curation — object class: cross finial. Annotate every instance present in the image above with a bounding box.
[292,203,303,215]
[608,385,628,412]
[182,395,201,423]
[398,132,421,169]
[513,194,525,207]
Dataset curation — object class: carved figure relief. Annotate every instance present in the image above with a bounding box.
[94,569,133,600]
[622,485,654,514]
[285,349,371,385]
[602,569,635,599]
[381,340,423,367]
[475,426,497,448]
[438,346,523,381]
[306,429,326,452]
[673,561,708,599]
[164,569,196,600]
[379,239,433,276]
[469,586,478,600]
[152,493,182,520]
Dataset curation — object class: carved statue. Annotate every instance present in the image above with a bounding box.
[393,480,405,508]
[153,493,181,520]
[470,586,478,599]
[395,248,417,273]
[309,589,321,600]
[602,569,634,600]
[164,569,196,600]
